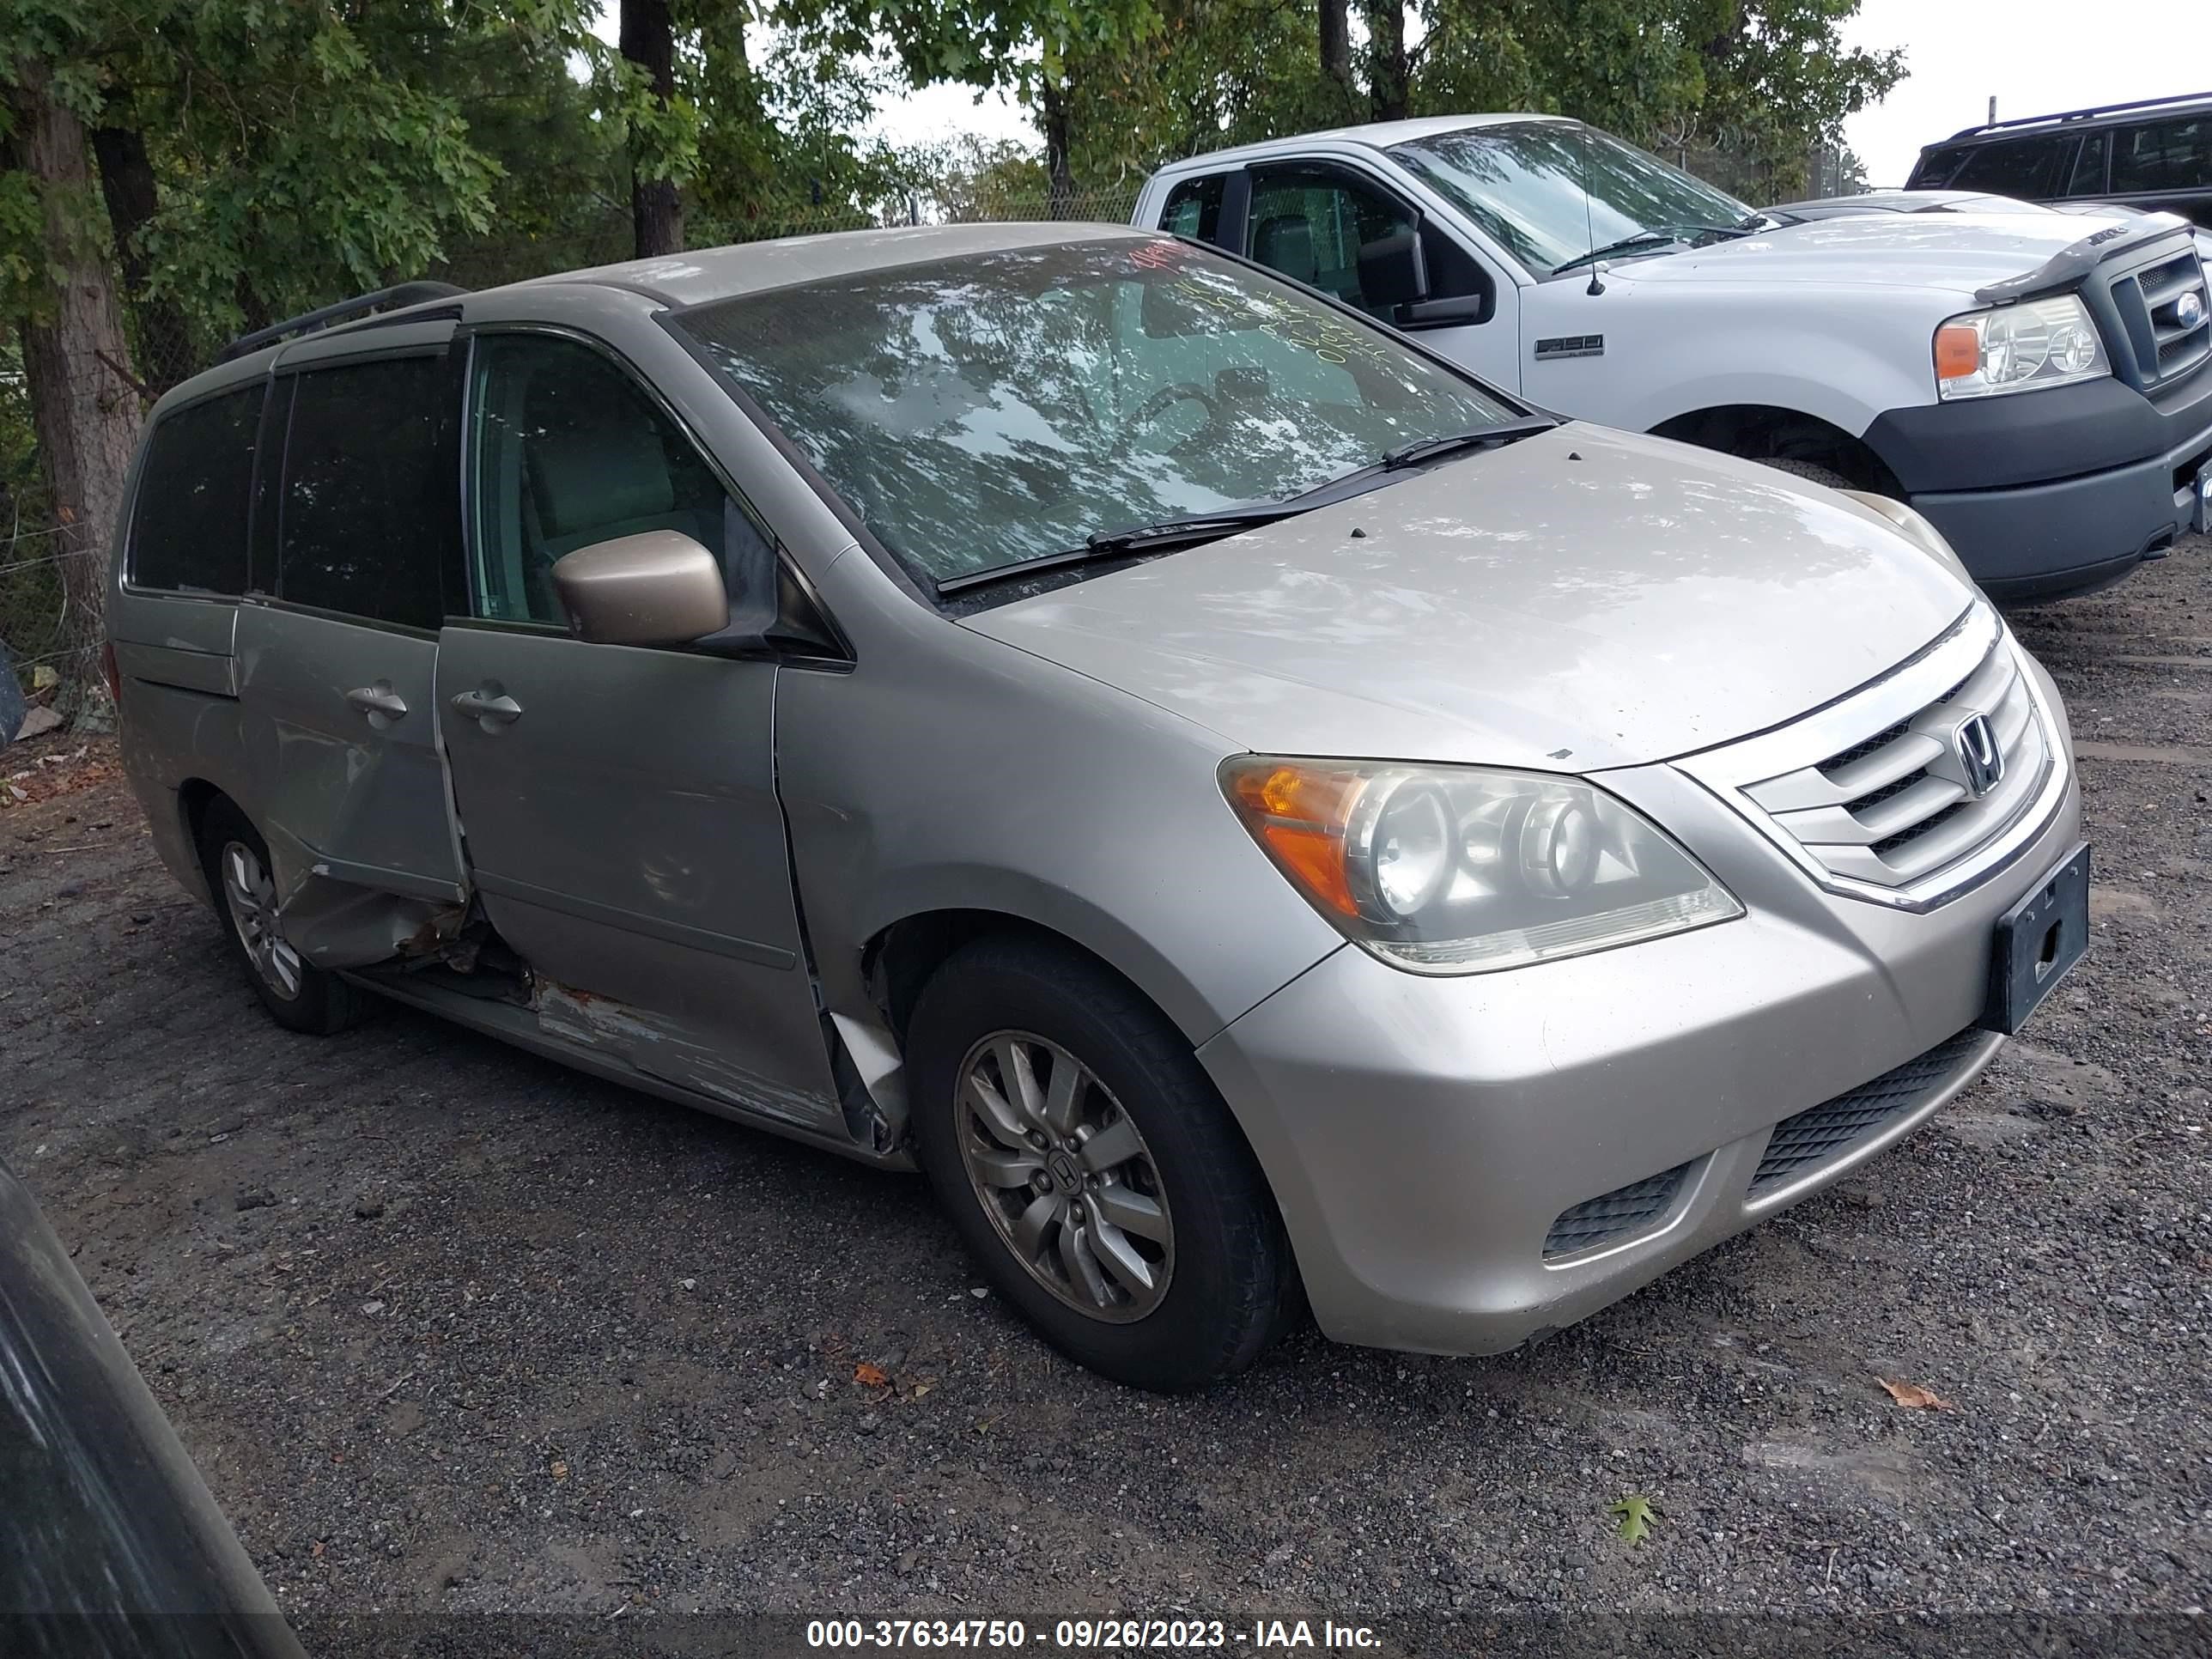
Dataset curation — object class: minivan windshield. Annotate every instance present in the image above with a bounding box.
[677,238,1516,586]
[1388,121,1759,275]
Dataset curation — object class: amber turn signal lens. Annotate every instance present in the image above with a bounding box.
[1224,761,1368,919]
[1934,323,1980,382]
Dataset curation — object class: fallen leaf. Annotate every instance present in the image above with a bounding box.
[908,1379,936,1400]
[1876,1376,1953,1411]
[311,1541,325,1559]
[854,1361,890,1389]
[1610,1493,1658,1546]
[550,1460,569,1480]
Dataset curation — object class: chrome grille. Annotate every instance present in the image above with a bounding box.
[1676,605,2067,908]
[2111,248,2210,388]
[1543,1161,1695,1258]
[1748,1029,1985,1198]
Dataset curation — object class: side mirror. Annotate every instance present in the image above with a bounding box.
[1357,226,1430,311]
[552,530,730,647]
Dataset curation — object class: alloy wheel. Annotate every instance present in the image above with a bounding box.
[955,1030,1175,1322]
[220,840,303,1001]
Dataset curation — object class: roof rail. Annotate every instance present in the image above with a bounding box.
[1945,88,2212,142]
[217,281,469,364]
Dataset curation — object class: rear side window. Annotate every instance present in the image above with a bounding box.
[129,386,263,595]
[2064,131,2111,196]
[1907,145,1967,188]
[2112,118,2212,193]
[1161,174,1227,245]
[276,356,458,630]
[1949,136,2065,198]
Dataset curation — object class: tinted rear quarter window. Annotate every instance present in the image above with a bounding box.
[130,386,264,595]
[276,356,458,630]
[1949,136,2066,198]
[2112,118,2212,193]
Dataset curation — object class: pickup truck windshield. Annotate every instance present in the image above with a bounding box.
[676,237,1515,586]
[1389,121,1758,276]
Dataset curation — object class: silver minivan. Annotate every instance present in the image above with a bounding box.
[109,224,2088,1390]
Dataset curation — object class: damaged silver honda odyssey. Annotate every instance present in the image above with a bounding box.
[109,224,2087,1389]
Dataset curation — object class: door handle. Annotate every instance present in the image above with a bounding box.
[343,683,408,722]
[451,686,523,728]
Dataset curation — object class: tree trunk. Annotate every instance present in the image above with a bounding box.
[6,58,143,727]
[90,122,196,392]
[1318,0,1353,114]
[620,0,684,258]
[1040,78,1077,220]
[1364,0,1409,123]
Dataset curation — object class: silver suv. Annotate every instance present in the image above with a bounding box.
[109,224,2088,1390]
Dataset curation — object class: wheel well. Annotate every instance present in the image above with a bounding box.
[177,777,224,856]
[1650,404,1904,496]
[865,909,1146,1050]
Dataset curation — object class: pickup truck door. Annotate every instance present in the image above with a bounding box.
[434,328,843,1137]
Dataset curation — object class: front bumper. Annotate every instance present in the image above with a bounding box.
[1194,709,2084,1358]
[1863,368,2212,601]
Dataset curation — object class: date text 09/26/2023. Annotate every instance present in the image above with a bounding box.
[805,1619,1384,1650]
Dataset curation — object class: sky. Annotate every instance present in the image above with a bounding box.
[1839,0,2198,186]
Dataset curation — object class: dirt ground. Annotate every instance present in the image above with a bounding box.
[4,540,2210,1653]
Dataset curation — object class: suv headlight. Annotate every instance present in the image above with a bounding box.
[1222,758,1742,975]
[1934,294,2109,400]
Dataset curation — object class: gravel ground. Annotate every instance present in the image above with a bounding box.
[3,539,2209,1654]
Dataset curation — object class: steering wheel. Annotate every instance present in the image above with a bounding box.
[1126,383,1223,449]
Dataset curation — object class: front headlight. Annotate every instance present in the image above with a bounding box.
[1221,758,1743,975]
[1934,294,2109,400]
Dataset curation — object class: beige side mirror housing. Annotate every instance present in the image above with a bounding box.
[552,530,729,647]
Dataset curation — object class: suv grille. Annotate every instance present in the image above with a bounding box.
[1748,1029,1984,1198]
[2111,248,2210,388]
[1543,1161,1695,1258]
[1740,624,2048,891]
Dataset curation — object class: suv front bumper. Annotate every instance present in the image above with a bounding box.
[1194,681,2083,1358]
[1865,368,2212,602]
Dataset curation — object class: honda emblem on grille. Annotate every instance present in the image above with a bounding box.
[2179,289,2206,331]
[1954,713,2004,797]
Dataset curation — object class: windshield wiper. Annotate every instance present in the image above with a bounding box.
[934,504,1301,598]
[1552,222,1754,276]
[1380,415,1560,471]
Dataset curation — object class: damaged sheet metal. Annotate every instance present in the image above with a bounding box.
[273,872,464,971]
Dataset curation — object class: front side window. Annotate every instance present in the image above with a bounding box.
[2112,118,2212,193]
[466,334,748,626]
[131,385,263,595]
[677,239,1515,586]
[1246,169,1418,318]
[1950,136,2066,198]
[276,357,458,629]
[1387,121,1755,275]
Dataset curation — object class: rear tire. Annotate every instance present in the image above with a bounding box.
[908,934,1297,1391]
[196,798,365,1036]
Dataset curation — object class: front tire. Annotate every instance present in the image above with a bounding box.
[1753,456,1855,490]
[908,935,1297,1391]
[196,798,364,1036]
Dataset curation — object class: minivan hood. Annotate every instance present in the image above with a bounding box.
[1615,210,2133,295]
[960,426,1972,772]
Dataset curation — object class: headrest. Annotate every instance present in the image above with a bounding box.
[1253,214,1316,286]
[526,418,677,542]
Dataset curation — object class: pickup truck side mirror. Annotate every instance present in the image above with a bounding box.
[553,529,731,647]
[1357,227,1430,311]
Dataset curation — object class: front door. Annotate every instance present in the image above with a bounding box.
[435,330,841,1133]
[236,352,468,933]
[1242,163,1522,391]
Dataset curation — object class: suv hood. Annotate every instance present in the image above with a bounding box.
[960,426,1972,773]
[1616,210,2137,295]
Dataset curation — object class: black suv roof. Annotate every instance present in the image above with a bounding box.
[1934,89,2212,145]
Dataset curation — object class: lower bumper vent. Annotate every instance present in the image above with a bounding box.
[1544,1161,1695,1259]
[1748,1028,1985,1198]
